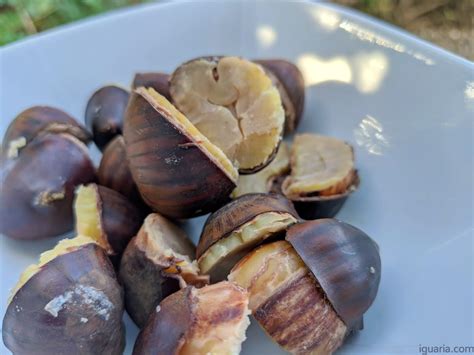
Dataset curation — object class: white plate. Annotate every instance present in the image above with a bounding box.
[1,1,473,354]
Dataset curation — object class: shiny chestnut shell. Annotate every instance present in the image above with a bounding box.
[2,242,125,355]
[0,133,95,240]
[123,88,236,219]
[286,219,381,329]
[85,86,130,150]
[2,106,91,157]
[132,72,171,100]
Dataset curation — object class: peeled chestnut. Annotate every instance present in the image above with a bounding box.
[229,219,381,354]
[2,106,91,158]
[282,133,360,219]
[0,133,95,240]
[197,193,299,282]
[169,56,285,173]
[232,142,290,198]
[98,135,141,202]
[85,85,130,150]
[3,236,125,354]
[119,213,208,327]
[255,59,305,134]
[132,72,171,100]
[124,87,238,218]
[133,281,250,355]
[74,183,142,258]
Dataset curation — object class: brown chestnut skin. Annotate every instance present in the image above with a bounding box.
[0,133,95,240]
[75,183,142,258]
[133,282,250,355]
[2,106,91,158]
[124,87,236,219]
[2,241,125,355]
[286,219,381,329]
[132,72,171,100]
[255,59,305,134]
[85,85,130,151]
[119,213,207,328]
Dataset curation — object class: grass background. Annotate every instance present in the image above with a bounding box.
[1,0,472,60]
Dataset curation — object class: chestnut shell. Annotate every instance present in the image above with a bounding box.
[197,193,299,258]
[123,89,235,219]
[132,72,171,100]
[2,106,91,156]
[0,133,95,240]
[2,243,125,355]
[286,219,381,329]
[85,86,130,150]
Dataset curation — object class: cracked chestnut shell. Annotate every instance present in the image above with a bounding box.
[229,219,381,354]
[255,59,305,134]
[85,85,130,150]
[0,133,95,240]
[133,281,250,355]
[2,106,91,158]
[197,193,299,282]
[119,213,208,328]
[170,56,285,173]
[124,87,238,219]
[282,134,360,219]
[74,183,142,259]
[132,72,171,100]
[2,236,125,355]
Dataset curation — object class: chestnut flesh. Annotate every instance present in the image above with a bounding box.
[2,106,91,158]
[0,133,95,240]
[133,281,250,355]
[119,213,208,327]
[197,193,299,282]
[132,72,171,100]
[85,85,130,150]
[124,87,238,219]
[2,236,125,355]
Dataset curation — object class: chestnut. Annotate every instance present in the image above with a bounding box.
[2,235,125,354]
[132,72,171,100]
[0,133,95,240]
[2,106,91,158]
[74,183,142,259]
[282,133,360,219]
[197,193,299,282]
[255,59,305,134]
[123,87,238,219]
[119,213,208,328]
[133,281,250,355]
[97,135,141,203]
[231,142,290,198]
[169,56,285,173]
[228,219,381,354]
[85,85,130,150]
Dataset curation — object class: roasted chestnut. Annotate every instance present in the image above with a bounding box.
[2,236,125,354]
[133,281,250,355]
[169,56,285,173]
[132,72,171,100]
[0,133,95,240]
[97,135,141,203]
[228,219,381,354]
[85,85,130,150]
[282,133,360,219]
[124,87,238,219]
[232,142,290,198]
[2,106,91,158]
[74,183,142,258]
[197,193,299,282]
[255,59,305,134]
[119,213,208,327]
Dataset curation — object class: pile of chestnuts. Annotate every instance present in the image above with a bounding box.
[1,55,380,355]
